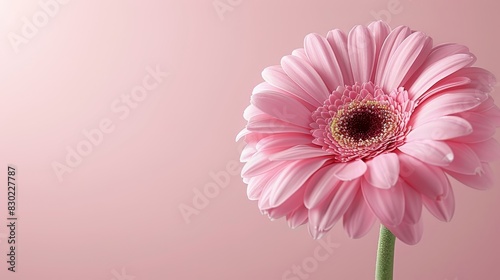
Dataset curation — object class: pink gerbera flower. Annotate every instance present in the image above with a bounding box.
[237,21,499,245]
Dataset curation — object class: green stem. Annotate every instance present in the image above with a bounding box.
[375,225,396,280]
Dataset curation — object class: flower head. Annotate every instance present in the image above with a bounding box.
[238,21,499,244]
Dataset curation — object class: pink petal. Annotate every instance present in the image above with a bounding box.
[236,128,250,142]
[406,116,472,141]
[267,158,329,207]
[241,151,288,177]
[479,105,500,127]
[266,186,306,219]
[468,139,500,162]
[402,43,470,90]
[308,179,359,238]
[247,173,271,200]
[442,142,482,175]
[471,95,496,112]
[343,190,377,238]
[251,80,291,96]
[281,55,330,105]
[262,66,321,106]
[268,145,332,161]
[406,43,471,86]
[398,140,454,167]
[240,131,268,146]
[368,20,391,78]
[257,187,272,210]
[411,90,487,127]
[422,184,455,222]
[304,164,342,209]
[256,133,314,154]
[247,114,311,134]
[251,91,312,128]
[326,29,354,85]
[243,103,264,121]
[362,179,405,226]
[469,97,500,127]
[387,218,424,245]
[380,32,433,92]
[424,43,471,64]
[240,144,256,162]
[292,48,308,61]
[304,33,344,91]
[286,205,309,229]
[454,112,496,143]
[398,153,450,200]
[418,76,471,102]
[429,67,495,101]
[364,153,400,189]
[401,180,422,224]
[451,67,496,92]
[375,25,412,85]
[333,160,368,181]
[251,81,317,113]
[409,53,476,100]
[348,25,375,83]
[446,163,494,190]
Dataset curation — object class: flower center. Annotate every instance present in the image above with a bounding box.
[330,101,397,148]
[310,82,414,162]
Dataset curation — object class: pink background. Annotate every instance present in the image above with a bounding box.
[0,0,499,279]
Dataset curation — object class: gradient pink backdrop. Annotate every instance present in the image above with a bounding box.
[0,0,499,279]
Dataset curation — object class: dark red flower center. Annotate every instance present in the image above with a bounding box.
[310,82,414,162]
[330,101,397,148]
